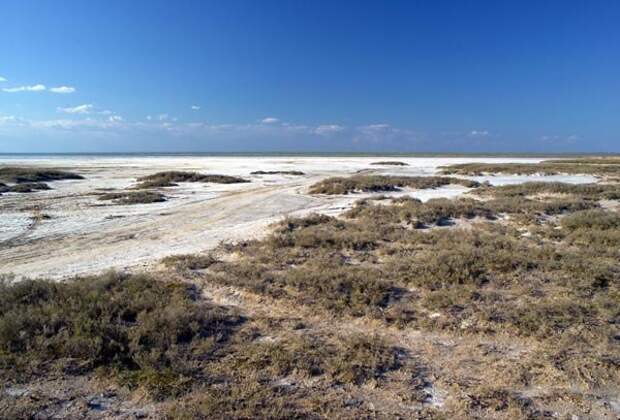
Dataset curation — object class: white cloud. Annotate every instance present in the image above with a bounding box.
[468,130,489,137]
[362,124,391,130]
[29,118,127,131]
[354,123,416,144]
[261,117,279,124]
[99,110,113,115]
[540,134,578,143]
[314,124,345,135]
[0,115,17,124]
[2,84,46,93]
[0,76,6,82]
[2,84,75,93]
[49,86,76,94]
[191,105,200,110]
[57,104,93,114]
[146,115,152,120]
[1,114,422,149]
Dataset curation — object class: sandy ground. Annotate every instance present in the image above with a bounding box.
[0,156,596,279]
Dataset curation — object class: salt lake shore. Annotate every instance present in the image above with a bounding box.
[0,155,619,419]
[0,156,593,278]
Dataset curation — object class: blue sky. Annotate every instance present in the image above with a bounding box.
[0,0,619,153]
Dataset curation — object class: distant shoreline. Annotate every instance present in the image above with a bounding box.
[1,151,619,158]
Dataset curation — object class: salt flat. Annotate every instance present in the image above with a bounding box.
[0,156,596,279]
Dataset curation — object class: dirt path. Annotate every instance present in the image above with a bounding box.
[0,178,345,279]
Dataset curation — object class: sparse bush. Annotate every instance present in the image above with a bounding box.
[309,175,479,195]
[347,197,494,227]
[486,196,597,217]
[210,261,405,320]
[134,171,249,189]
[370,161,409,166]
[162,254,218,270]
[0,272,241,399]
[561,209,620,231]
[558,209,620,251]
[440,160,620,176]
[221,332,400,385]
[4,158,620,418]
[6,182,51,193]
[476,181,620,200]
[0,167,83,183]
[544,157,620,165]
[250,170,305,175]
[98,191,167,204]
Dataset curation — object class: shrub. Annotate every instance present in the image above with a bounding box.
[134,171,249,189]
[440,161,620,176]
[309,175,480,195]
[161,254,218,270]
[370,161,409,166]
[560,209,620,231]
[0,272,241,397]
[250,170,305,175]
[347,197,494,227]
[98,191,167,204]
[0,167,83,183]
[476,181,620,201]
[0,182,50,193]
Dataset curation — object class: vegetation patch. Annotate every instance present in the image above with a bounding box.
[440,159,620,176]
[250,170,305,175]
[4,158,619,418]
[544,157,620,165]
[168,331,410,419]
[347,196,495,227]
[134,171,249,189]
[370,161,409,166]
[0,182,51,194]
[0,167,83,196]
[474,181,620,200]
[197,166,619,416]
[309,175,480,195]
[0,271,418,418]
[161,254,218,271]
[0,272,242,398]
[0,167,83,183]
[98,191,167,204]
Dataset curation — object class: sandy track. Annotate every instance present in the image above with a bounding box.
[0,178,333,279]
